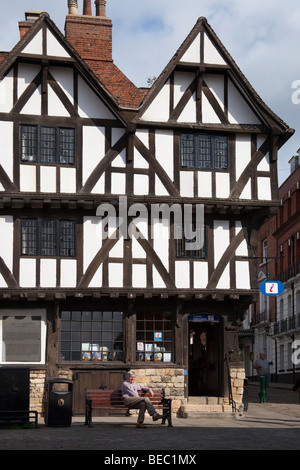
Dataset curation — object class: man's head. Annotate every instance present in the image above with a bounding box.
[126,371,136,383]
[259,352,266,360]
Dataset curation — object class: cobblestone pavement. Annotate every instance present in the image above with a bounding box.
[0,382,299,453]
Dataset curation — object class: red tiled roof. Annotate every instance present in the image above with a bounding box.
[86,59,147,109]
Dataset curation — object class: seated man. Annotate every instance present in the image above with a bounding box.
[122,371,165,428]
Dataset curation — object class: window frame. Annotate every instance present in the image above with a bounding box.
[175,224,208,260]
[60,310,124,363]
[20,218,77,258]
[180,133,229,171]
[0,309,47,365]
[20,124,76,165]
[135,312,173,363]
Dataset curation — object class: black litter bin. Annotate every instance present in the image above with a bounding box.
[46,379,73,427]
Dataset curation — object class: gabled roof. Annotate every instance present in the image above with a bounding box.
[136,16,294,146]
[0,12,135,124]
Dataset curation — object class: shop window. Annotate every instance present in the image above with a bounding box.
[20,125,75,165]
[21,218,76,257]
[180,134,228,170]
[136,312,173,362]
[60,311,123,362]
[0,310,46,364]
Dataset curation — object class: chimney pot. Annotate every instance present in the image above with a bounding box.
[95,0,106,17]
[83,0,92,16]
[68,0,78,15]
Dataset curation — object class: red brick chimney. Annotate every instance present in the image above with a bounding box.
[65,0,113,63]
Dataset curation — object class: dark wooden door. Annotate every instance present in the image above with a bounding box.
[72,370,125,415]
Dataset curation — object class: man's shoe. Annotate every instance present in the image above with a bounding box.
[152,413,167,421]
[136,423,146,428]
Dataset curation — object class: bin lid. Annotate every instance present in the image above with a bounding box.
[48,378,73,384]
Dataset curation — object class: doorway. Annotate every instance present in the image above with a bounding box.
[188,315,220,396]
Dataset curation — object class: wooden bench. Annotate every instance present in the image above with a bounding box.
[0,410,38,428]
[85,388,172,428]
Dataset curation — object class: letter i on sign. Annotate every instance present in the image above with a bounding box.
[265,282,278,294]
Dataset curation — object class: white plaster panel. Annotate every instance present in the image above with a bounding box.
[108,263,123,287]
[153,220,169,269]
[82,126,105,184]
[235,223,248,256]
[153,266,166,288]
[235,134,251,179]
[89,266,103,288]
[0,70,13,112]
[83,217,103,271]
[214,220,230,265]
[198,171,212,197]
[0,273,7,288]
[111,173,126,194]
[60,167,76,193]
[175,261,190,288]
[20,85,41,115]
[132,264,147,288]
[78,75,115,119]
[60,259,77,287]
[49,66,74,103]
[204,33,227,65]
[40,166,56,192]
[203,74,225,110]
[257,177,271,200]
[0,216,13,270]
[174,72,195,107]
[202,92,221,124]
[48,84,70,117]
[216,264,230,289]
[180,33,200,63]
[155,176,169,196]
[180,171,194,197]
[134,174,149,195]
[132,237,146,258]
[136,129,149,147]
[109,238,124,258]
[228,79,261,124]
[236,261,250,289]
[133,149,149,169]
[0,183,4,191]
[193,261,208,288]
[22,29,43,55]
[155,130,173,179]
[111,150,126,168]
[257,135,270,171]
[140,80,170,122]
[17,64,41,98]
[178,93,197,122]
[91,175,105,194]
[240,180,252,200]
[20,165,36,192]
[40,259,56,287]
[0,121,13,180]
[47,30,70,58]
[20,258,36,287]
[215,172,230,198]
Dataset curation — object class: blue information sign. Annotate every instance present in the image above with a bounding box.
[188,314,219,322]
[259,280,284,296]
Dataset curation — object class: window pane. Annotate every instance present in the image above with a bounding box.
[21,125,37,162]
[136,312,173,362]
[59,220,76,257]
[40,127,56,163]
[40,219,56,256]
[195,135,212,169]
[59,128,75,165]
[21,219,37,256]
[214,136,228,169]
[180,134,195,168]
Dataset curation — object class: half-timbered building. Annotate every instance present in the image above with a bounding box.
[0,1,293,417]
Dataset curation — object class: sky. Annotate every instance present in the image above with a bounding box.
[1,0,300,185]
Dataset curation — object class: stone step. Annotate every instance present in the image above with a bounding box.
[179,396,236,418]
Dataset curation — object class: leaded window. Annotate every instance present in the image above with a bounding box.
[60,311,123,362]
[136,312,173,362]
[181,134,228,170]
[21,219,76,257]
[20,125,75,165]
[175,225,207,259]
